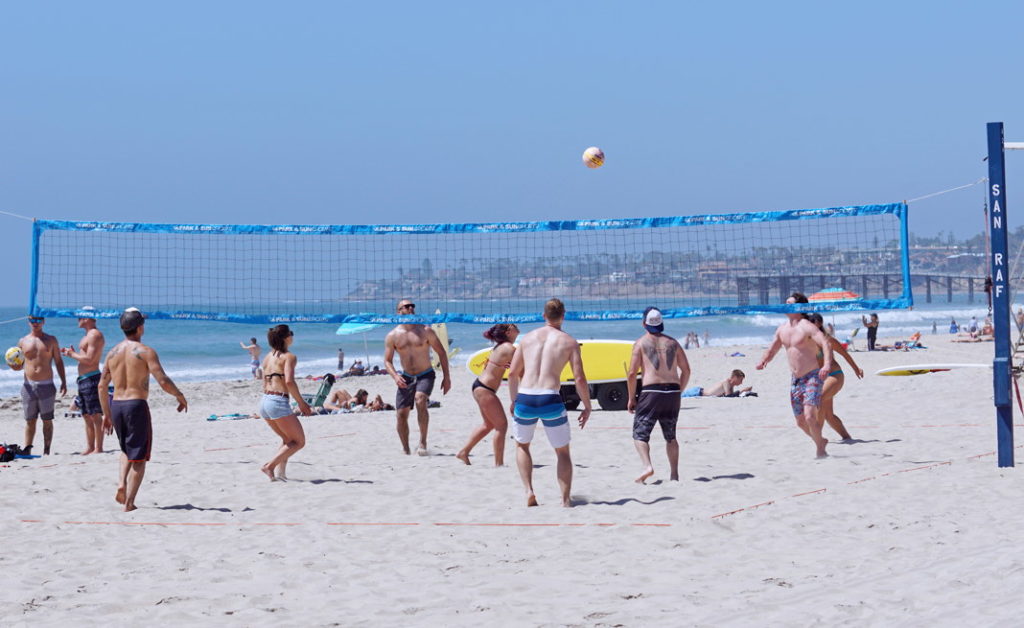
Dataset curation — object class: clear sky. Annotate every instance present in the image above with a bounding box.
[2,1,1023,306]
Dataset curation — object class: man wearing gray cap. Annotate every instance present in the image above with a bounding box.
[62,306,106,454]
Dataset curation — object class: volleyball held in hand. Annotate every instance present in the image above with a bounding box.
[582,146,605,169]
[5,346,24,368]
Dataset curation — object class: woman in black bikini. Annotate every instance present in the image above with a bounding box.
[456,323,519,466]
[258,324,312,481]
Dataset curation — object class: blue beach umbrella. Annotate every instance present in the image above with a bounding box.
[335,321,382,367]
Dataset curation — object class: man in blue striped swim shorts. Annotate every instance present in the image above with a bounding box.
[508,298,592,508]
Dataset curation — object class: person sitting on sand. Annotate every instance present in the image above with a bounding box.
[365,394,393,412]
[684,369,754,397]
[323,388,369,412]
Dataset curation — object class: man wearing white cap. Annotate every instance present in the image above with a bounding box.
[626,307,690,484]
[61,306,106,454]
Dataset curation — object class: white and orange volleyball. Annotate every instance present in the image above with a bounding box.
[582,146,605,169]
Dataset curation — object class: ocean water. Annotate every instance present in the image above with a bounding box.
[0,299,1006,398]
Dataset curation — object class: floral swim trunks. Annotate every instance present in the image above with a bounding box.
[790,369,823,416]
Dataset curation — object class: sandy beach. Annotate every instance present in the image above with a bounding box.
[3,332,1024,626]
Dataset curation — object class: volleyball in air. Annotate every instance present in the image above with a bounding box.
[582,146,605,169]
[5,347,24,368]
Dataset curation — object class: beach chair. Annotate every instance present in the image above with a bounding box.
[300,373,336,407]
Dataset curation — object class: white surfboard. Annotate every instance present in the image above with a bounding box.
[875,363,991,376]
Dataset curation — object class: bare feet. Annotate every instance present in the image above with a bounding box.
[635,468,655,484]
[115,487,126,504]
[275,474,289,482]
[416,446,428,457]
[669,473,679,481]
[561,498,573,508]
[82,448,95,456]
[402,445,411,455]
[261,463,277,481]
[455,451,471,465]
[816,438,828,459]
[123,504,137,512]
[526,493,538,507]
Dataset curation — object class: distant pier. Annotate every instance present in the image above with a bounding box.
[735,273,987,305]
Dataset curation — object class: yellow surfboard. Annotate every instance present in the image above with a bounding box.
[430,315,460,369]
[466,339,634,384]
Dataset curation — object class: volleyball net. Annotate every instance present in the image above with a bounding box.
[30,203,911,324]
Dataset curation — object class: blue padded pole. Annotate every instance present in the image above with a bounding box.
[987,122,1013,468]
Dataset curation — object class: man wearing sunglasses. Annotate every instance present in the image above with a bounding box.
[15,316,67,455]
[383,299,451,456]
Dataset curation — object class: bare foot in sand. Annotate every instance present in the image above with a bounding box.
[526,493,538,507]
[275,474,289,482]
[261,463,277,481]
[402,445,411,455]
[562,498,573,508]
[82,448,95,456]
[635,468,654,484]
[455,451,471,465]
[115,487,126,504]
[123,504,137,512]
[416,446,428,457]
[816,441,828,459]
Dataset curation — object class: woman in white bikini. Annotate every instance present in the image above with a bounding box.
[456,323,519,466]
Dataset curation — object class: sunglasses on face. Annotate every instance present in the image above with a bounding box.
[400,304,416,310]
[28,318,44,324]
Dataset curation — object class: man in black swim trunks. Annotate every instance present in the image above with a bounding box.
[383,300,451,455]
[99,308,188,512]
[626,307,691,484]
[61,306,106,454]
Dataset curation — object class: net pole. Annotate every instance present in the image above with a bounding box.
[986,121,1014,467]
[29,219,41,318]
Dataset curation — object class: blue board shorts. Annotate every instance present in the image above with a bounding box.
[77,370,102,415]
[513,388,570,448]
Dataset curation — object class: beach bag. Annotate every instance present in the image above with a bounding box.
[0,443,21,462]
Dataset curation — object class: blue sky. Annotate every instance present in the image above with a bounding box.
[2,1,1023,306]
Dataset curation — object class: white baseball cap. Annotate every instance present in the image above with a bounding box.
[643,307,664,334]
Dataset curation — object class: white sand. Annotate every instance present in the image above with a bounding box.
[3,333,1024,626]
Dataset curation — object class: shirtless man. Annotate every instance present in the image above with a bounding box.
[15,316,67,455]
[240,337,262,379]
[756,293,833,458]
[61,307,106,454]
[626,307,690,484]
[383,300,451,455]
[99,309,188,512]
[508,298,592,507]
[701,370,753,397]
